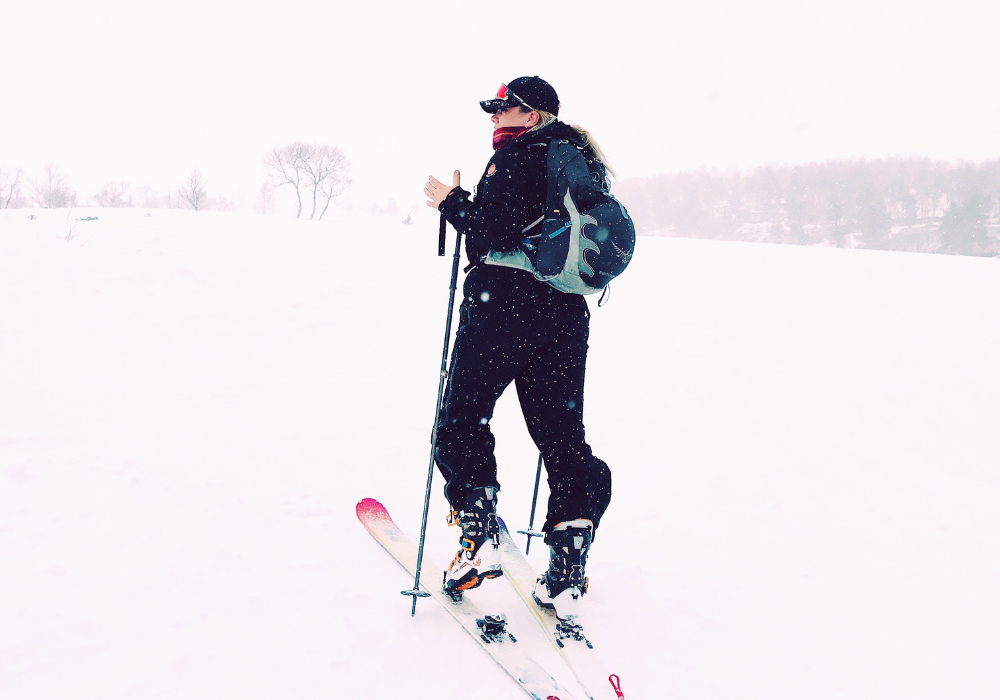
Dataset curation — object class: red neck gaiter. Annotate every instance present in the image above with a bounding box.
[492,126,531,151]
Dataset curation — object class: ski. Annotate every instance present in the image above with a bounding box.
[356,498,582,700]
[497,518,628,700]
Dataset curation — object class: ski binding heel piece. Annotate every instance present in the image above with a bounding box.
[476,613,516,644]
[554,618,593,649]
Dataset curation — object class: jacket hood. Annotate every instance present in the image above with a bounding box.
[519,120,586,149]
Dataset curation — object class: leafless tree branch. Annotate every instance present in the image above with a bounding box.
[264,142,350,219]
[303,144,351,220]
[32,162,76,208]
[264,143,310,218]
[94,181,132,208]
[179,169,207,211]
[0,166,24,208]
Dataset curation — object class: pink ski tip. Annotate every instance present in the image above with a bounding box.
[356,498,390,522]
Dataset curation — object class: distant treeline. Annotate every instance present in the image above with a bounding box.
[613,157,1000,257]
[0,142,350,218]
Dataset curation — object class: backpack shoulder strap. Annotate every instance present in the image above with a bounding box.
[545,139,581,217]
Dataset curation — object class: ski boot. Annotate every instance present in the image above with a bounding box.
[443,486,503,597]
[532,519,593,623]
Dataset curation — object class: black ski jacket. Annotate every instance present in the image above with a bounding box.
[439,120,589,268]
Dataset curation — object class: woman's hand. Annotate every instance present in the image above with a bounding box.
[424,170,461,209]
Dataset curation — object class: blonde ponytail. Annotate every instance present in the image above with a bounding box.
[569,125,616,179]
[519,107,616,178]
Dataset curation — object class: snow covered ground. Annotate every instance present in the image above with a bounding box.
[2,207,999,699]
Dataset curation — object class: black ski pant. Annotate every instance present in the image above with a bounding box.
[434,270,611,534]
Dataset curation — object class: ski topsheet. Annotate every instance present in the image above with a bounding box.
[356,498,580,700]
[497,518,628,700]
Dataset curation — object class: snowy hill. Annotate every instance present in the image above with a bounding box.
[2,208,999,699]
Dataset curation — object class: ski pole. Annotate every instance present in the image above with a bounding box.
[402,211,463,616]
[517,452,545,554]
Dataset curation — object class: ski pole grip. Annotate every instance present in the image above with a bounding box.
[438,213,446,256]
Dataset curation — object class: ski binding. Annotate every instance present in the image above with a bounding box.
[554,617,593,649]
[476,613,517,644]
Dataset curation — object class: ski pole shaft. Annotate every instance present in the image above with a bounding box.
[405,211,462,616]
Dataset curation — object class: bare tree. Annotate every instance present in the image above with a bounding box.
[302,145,351,220]
[317,169,351,220]
[0,166,24,208]
[93,181,131,207]
[264,143,310,218]
[33,162,76,208]
[256,182,275,214]
[264,142,350,219]
[179,169,207,211]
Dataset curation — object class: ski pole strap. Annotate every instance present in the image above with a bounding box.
[609,674,625,699]
[438,213,446,256]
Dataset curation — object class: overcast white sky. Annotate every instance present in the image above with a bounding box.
[2,0,998,214]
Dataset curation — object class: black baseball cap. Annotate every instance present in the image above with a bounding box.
[480,76,560,116]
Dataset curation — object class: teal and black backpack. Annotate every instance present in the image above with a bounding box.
[485,138,635,296]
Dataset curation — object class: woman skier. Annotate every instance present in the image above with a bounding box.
[423,76,613,621]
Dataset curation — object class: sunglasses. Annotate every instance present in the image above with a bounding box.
[496,83,534,111]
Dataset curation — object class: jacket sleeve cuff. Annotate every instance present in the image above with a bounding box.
[439,187,471,229]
